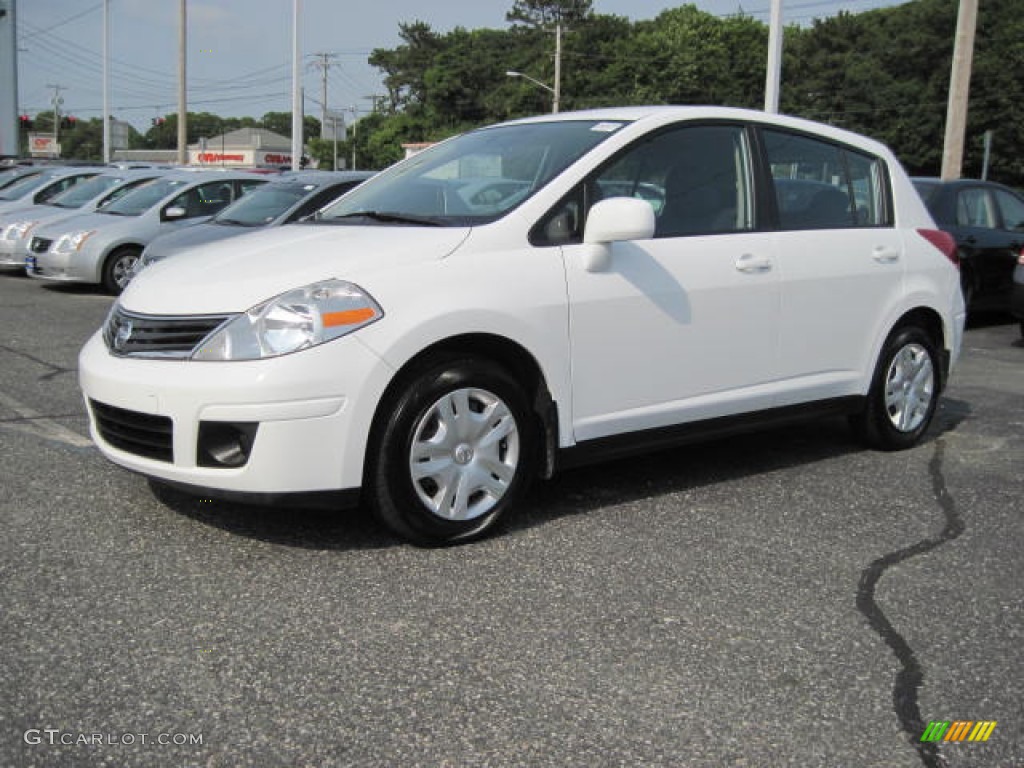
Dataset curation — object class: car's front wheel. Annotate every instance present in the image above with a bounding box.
[368,358,536,546]
[101,247,142,294]
[852,325,941,450]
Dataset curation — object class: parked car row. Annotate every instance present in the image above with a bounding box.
[0,167,372,294]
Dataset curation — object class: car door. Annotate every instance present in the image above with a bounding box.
[762,128,905,405]
[987,186,1024,304]
[953,185,1011,306]
[556,122,781,442]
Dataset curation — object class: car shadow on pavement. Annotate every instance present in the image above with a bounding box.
[148,480,399,552]
[149,398,971,551]
[513,397,972,536]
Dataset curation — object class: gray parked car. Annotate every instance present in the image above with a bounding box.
[26,170,267,293]
[0,166,105,216]
[0,168,165,270]
[135,170,373,273]
[0,165,46,191]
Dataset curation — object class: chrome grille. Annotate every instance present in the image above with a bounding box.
[90,400,173,462]
[103,306,234,358]
[29,237,52,254]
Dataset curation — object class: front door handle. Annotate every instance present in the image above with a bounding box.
[872,246,900,264]
[735,253,772,273]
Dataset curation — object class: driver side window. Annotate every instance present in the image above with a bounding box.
[531,123,754,246]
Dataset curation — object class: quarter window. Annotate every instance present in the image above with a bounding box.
[993,188,1024,231]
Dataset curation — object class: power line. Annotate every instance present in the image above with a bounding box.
[19,2,103,41]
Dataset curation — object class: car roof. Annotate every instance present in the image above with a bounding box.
[497,105,894,156]
[274,170,375,185]
[912,176,1020,193]
[36,165,109,178]
[151,169,265,183]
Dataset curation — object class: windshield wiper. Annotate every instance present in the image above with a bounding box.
[327,210,443,227]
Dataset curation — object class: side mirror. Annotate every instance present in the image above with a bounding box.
[580,197,656,272]
[584,197,656,244]
[163,206,187,221]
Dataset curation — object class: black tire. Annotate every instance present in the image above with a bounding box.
[851,325,941,451]
[101,247,142,295]
[368,358,537,546]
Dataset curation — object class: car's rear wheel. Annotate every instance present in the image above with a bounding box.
[852,325,940,450]
[368,358,536,546]
[101,247,142,294]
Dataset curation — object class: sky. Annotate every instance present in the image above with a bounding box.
[15,0,907,133]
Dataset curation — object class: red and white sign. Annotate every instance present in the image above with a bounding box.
[29,134,60,156]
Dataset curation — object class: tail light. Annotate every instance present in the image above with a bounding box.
[1018,248,1024,266]
[917,228,959,269]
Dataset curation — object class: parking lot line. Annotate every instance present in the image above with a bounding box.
[0,389,93,448]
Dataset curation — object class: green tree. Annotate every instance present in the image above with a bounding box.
[506,0,593,27]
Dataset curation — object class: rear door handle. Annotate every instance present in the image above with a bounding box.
[872,246,900,264]
[735,253,772,273]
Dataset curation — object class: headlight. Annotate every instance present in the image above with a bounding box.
[3,220,37,241]
[192,279,383,361]
[52,229,96,254]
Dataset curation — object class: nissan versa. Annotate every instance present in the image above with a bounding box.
[79,107,965,545]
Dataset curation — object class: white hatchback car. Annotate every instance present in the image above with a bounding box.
[79,107,965,545]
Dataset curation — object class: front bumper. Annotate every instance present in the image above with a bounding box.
[79,330,395,495]
[0,237,26,268]
[27,246,99,284]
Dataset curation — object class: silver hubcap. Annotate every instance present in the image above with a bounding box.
[113,254,138,289]
[409,387,520,521]
[884,343,934,433]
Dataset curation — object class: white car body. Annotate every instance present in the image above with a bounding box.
[79,106,965,544]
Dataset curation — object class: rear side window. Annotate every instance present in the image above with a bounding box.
[955,188,997,228]
[763,129,889,229]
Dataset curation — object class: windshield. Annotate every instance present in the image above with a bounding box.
[319,120,626,226]
[49,175,124,208]
[100,177,188,216]
[214,182,312,226]
[0,171,59,200]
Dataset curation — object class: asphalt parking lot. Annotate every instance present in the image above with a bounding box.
[1,273,1021,768]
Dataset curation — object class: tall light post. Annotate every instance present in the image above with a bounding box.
[506,70,558,113]
[291,0,303,171]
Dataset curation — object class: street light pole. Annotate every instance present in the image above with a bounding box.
[506,70,557,113]
[553,23,561,114]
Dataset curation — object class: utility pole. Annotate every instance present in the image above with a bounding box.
[177,0,187,165]
[764,0,783,113]
[940,0,978,180]
[102,0,110,163]
[0,0,18,157]
[552,23,561,114]
[47,83,66,153]
[312,52,336,138]
[291,0,302,171]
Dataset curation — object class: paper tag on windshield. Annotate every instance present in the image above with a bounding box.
[591,122,623,133]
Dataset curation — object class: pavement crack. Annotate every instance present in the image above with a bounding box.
[855,438,964,768]
[0,343,75,380]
